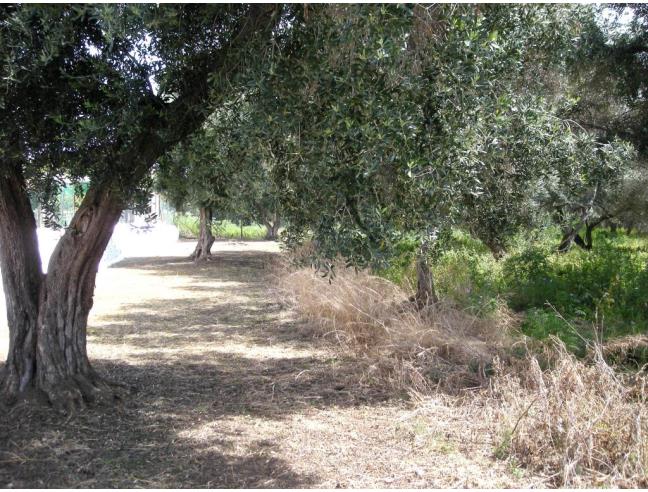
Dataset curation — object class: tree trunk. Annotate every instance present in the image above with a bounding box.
[264,215,281,241]
[485,239,506,260]
[414,242,438,309]
[558,227,576,252]
[584,222,595,249]
[0,167,43,402]
[1,178,125,410]
[190,206,214,262]
[35,187,124,410]
[558,225,588,252]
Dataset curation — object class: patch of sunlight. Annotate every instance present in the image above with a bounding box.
[89,339,319,362]
[177,422,221,442]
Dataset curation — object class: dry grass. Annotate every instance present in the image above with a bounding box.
[0,241,532,488]
[3,242,645,488]
[278,264,513,393]
[601,334,648,364]
[489,338,648,488]
[279,263,648,488]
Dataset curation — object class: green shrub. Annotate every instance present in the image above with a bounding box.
[502,232,648,337]
[374,236,418,286]
[521,308,586,355]
[212,220,266,240]
[376,227,648,355]
[174,214,200,239]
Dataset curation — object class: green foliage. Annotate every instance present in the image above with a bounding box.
[156,105,242,213]
[373,237,418,286]
[3,4,285,217]
[522,309,586,355]
[239,4,623,273]
[378,228,648,352]
[174,214,265,241]
[157,97,283,235]
[435,232,503,314]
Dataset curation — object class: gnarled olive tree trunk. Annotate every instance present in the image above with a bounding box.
[414,241,438,309]
[1,171,124,410]
[0,167,43,401]
[35,186,123,409]
[558,226,588,252]
[190,206,215,262]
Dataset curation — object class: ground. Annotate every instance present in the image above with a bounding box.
[0,240,534,488]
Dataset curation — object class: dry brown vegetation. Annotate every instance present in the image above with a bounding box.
[1,242,645,488]
[278,266,511,393]
[491,341,647,487]
[279,262,648,487]
[0,242,531,488]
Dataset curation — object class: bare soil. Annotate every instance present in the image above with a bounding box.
[0,241,533,488]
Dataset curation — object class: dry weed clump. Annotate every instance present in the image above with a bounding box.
[279,265,512,392]
[279,263,648,487]
[490,338,648,487]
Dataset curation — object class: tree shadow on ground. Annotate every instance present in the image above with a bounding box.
[0,251,402,487]
[0,389,317,488]
[110,251,281,279]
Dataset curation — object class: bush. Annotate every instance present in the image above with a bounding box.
[174,214,200,239]
[212,220,266,240]
[503,232,648,339]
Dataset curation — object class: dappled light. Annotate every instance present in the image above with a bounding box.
[1,3,647,488]
[0,242,532,487]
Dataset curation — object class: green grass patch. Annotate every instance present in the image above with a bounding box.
[174,214,267,240]
[376,227,648,355]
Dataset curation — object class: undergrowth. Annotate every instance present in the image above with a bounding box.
[377,227,648,360]
[279,255,648,487]
[279,262,511,393]
[490,339,647,487]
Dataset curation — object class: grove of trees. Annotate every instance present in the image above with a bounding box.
[0,4,646,410]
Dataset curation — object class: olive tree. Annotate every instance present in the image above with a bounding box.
[158,99,284,257]
[157,104,246,261]
[0,4,283,409]
[243,4,605,303]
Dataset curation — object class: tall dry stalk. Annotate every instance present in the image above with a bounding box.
[279,265,511,392]
[491,338,648,487]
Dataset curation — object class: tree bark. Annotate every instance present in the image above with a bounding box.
[190,206,214,262]
[414,242,438,309]
[35,186,124,410]
[558,225,586,252]
[1,175,125,410]
[584,222,595,249]
[0,167,43,402]
[264,215,281,241]
[485,239,506,260]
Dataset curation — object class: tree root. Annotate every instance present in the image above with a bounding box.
[1,370,131,415]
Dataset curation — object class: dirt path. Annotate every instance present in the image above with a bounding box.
[0,241,530,488]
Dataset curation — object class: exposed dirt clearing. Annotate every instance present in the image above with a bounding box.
[0,240,534,487]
